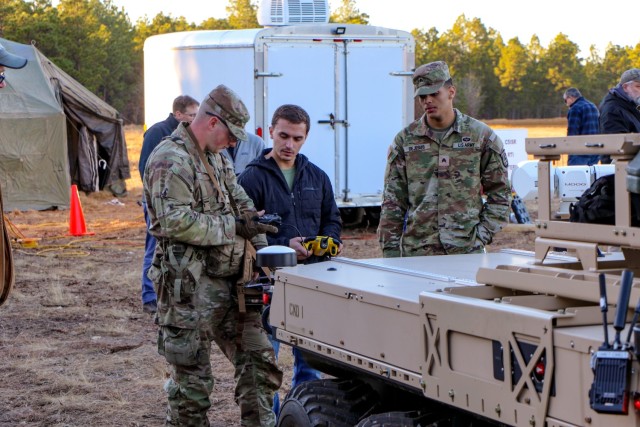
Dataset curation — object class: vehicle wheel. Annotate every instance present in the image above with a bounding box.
[277,378,379,427]
[340,207,365,227]
[356,410,445,427]
[261,304,272,335]
[365,207,381,227]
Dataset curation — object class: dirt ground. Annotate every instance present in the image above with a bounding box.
[0,124,546,426]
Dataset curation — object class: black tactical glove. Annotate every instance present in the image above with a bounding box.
[235,212,278,239]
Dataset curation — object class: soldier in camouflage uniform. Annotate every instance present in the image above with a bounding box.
[143,84,283,426]
[378,61,511,257]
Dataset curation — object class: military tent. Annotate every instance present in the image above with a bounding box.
[0,38,130,211]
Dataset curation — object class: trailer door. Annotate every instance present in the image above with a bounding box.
[263,43,337,191]
[339,42,406,206]
[263,40,409,207]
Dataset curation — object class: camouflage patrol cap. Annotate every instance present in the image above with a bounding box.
[620,68,640,85]
[413,61,451,97]
[205,84,249,141]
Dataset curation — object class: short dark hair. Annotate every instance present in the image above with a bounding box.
[172,95,199,114]
[271,104,311,135]
[564,87,582,99]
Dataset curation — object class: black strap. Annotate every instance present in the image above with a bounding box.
[226,143,238,162]
[181,131,251,349]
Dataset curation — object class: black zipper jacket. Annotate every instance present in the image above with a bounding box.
[599,86,640,134]
[237,149,342,261]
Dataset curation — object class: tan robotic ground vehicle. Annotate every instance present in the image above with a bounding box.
[259,133,640,426]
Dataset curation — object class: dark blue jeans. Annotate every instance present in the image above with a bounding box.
[142,202,157,304]
[271,338,322,417]
[567,154,600,166]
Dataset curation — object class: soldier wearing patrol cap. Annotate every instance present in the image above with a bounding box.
[143,84,283,426]
[378,61,511,257]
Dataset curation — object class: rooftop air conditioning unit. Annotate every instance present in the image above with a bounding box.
[258,0,330,26]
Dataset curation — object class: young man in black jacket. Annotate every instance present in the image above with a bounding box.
[237,104,342,416]
[238,104,342,261]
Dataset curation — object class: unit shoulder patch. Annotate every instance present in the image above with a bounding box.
[500,149,509,168]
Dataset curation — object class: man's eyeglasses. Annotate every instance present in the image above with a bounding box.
[205,111,238,143]
[0,73,5,84]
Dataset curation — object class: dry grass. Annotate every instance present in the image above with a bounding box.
[489,117,571,165]
[0,119,563,426]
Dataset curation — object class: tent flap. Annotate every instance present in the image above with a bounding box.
[0,38,131,211]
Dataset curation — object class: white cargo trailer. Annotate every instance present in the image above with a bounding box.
[144,24,415,214]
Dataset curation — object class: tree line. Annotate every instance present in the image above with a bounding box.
[0,0,638,123]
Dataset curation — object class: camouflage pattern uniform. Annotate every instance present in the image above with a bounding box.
[378,62,511,257]
[144,85,282,426]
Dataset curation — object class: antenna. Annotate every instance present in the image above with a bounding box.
[624,296,640,350]
[598,273,610,349]
[613,270,634,350]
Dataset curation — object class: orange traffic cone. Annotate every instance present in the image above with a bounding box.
[69,185,94,236]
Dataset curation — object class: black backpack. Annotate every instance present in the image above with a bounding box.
[569,174,640,226]
[569,174,616,224]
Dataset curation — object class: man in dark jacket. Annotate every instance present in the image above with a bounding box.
[563,87,600,166]
[599,68,640,163]
[138,95,199,314]
[238,104,342,262]
[237,104,342,416]
[222,132,266,175]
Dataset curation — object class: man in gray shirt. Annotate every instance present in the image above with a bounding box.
[223,132,266,174]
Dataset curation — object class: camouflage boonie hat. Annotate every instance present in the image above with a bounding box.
[413,61,451,97]
[620,68,640,85]
[205,85,249,141]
